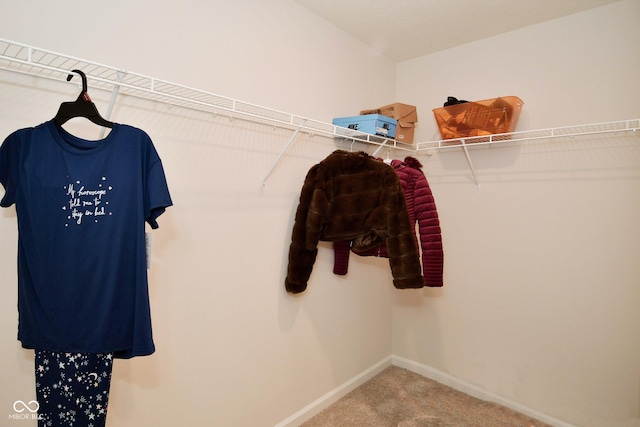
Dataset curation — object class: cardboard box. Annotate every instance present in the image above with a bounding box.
[360,103,418,143]
[432,96,524,141]
[378,103,418,123]
[387,122,414,144]
[333,114,397,138]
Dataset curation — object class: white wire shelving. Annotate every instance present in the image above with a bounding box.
[0,38,417,184]
[416,119,640,151]
[1,38,638,186]
[417,118,640,187]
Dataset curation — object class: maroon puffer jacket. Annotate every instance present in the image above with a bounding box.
[333,157,443,287]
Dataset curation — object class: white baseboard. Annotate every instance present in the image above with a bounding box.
[391,355,576,427]
[273,356,392,427]
[275,355,576,427]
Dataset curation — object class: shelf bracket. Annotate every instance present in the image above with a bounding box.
[262,119,307,186]
[99,70,126,139]
[460,139,480,189]
[371,138,390,157]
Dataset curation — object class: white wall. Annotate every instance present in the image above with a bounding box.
[394,1,640,426]
[0,1,397,426]
[1,1,639,427]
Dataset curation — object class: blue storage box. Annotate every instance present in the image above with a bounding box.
[332,114,397,138]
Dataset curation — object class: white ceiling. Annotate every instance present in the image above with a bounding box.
[292,0,621,62]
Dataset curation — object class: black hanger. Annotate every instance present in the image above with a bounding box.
[54,69,114,128]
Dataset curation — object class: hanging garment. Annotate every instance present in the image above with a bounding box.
[285,150,423,294]
[334,156,444,287]
[35,350,113,427]
[0,120,172,359]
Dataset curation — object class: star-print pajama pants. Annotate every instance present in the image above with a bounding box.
[35,350,114,427]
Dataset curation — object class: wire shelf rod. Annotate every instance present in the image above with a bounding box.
[0,38,418,154]
[416,119,639,151]
[1,38,637,165]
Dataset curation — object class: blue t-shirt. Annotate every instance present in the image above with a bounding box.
[0,120,172,358]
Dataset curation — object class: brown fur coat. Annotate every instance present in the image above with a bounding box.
[285,150,424,294]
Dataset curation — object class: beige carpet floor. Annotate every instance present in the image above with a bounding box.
[301,366,553,427]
